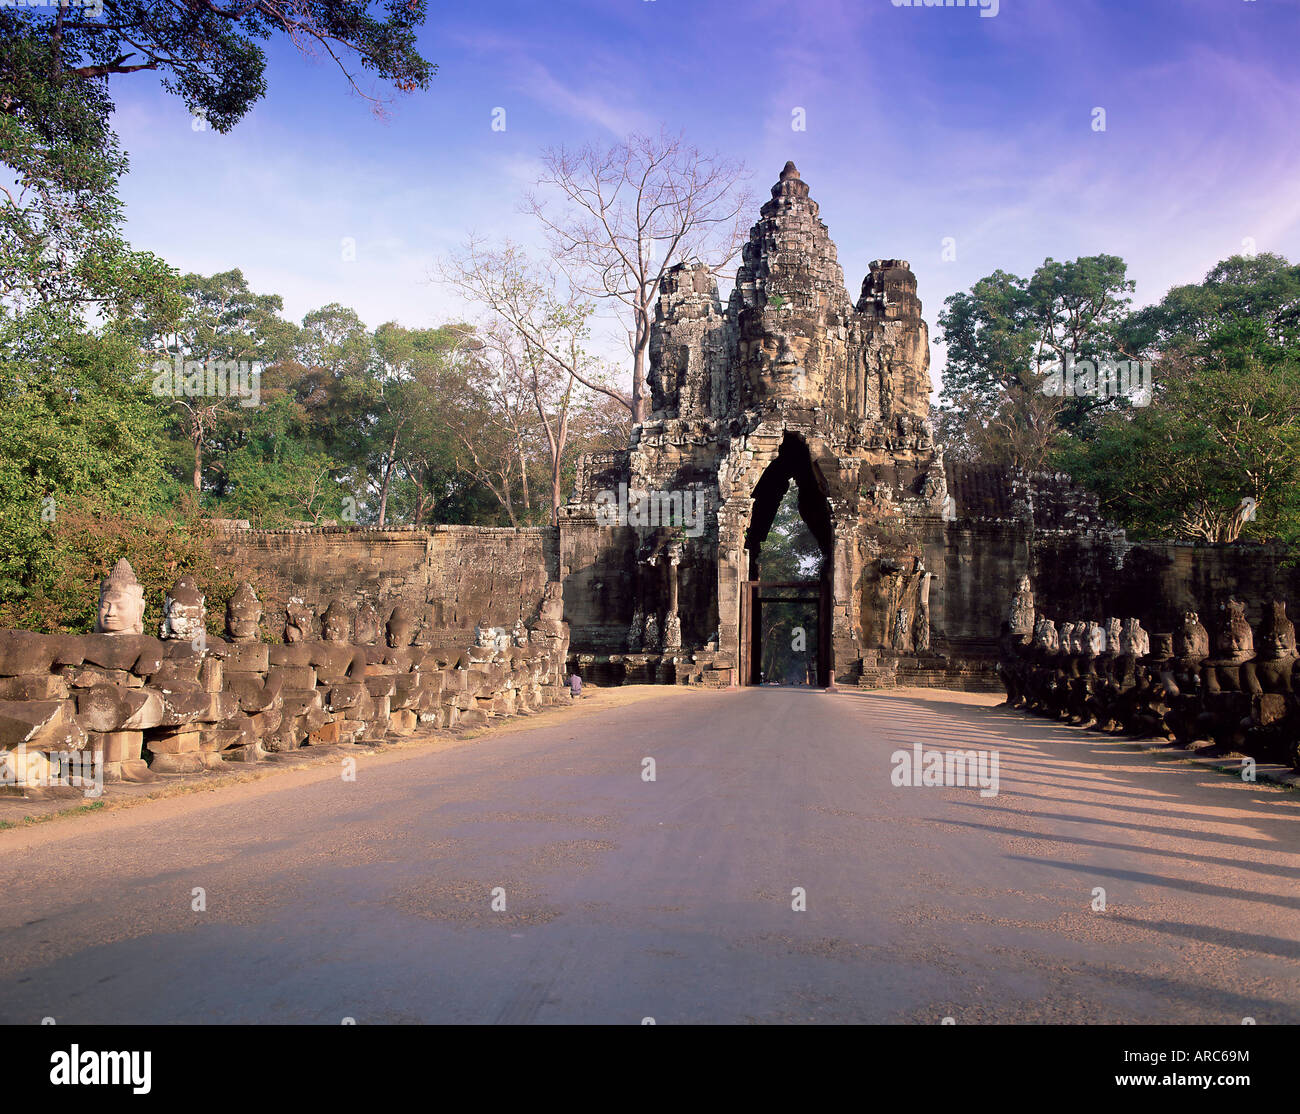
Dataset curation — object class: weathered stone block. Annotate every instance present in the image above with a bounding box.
[0,674,68,701]
[364,675,396,698]
[76,686,164,733]
[227,642,270,672]
[307,720,341,744]
[0,631,61,676]
[388,709,417,736]
[154,690,218,727]
[91,729,144,764]
[280,689,322,718]
[270,665,317,690]
[62,665,143,689]
[146,726,202,754]
[149,751,206,774]
[200,657,223,694]
[268,644,313,667]
[225,674,280,713]
[0,699,83,750]
[325,683,365,711]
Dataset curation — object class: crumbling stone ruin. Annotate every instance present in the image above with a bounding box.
[999,580,1300,772]
[559,163,1139,689]
[0,560,572,794]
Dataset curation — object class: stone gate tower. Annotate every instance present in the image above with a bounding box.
[561,162,952,685]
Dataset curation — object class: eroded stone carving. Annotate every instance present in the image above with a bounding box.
[160,576,205,642]
[225,582,261,642]
[284,597,313,643]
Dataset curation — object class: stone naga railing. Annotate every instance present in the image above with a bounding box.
[998,599,1300,772]
[0,562,571,792]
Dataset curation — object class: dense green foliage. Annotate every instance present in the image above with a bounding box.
[938,252,1300,547]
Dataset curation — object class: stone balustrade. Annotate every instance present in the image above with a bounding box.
[0,562,571,794]
[998,594,1300,772]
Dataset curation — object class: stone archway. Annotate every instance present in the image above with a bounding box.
[734,432,834,688]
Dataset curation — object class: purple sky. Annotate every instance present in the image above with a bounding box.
[110,0,1300,390]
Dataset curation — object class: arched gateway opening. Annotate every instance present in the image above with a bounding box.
[739,433,833,687]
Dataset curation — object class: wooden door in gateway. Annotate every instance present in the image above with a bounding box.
[739,580,827,687]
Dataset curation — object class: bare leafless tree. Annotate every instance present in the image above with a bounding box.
[435,243,616,524]
[525,130,752,422]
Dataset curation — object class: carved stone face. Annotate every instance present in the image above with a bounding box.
[1105,617,1122,650]
[284,598,313,644]
[225,582,261,642]
[1260,600,1297,661]
[1216,598,1254,662]
[512,621,529,648]
[1151,633,1175,660]
[96,559,146,636]
[1176,612,1209,661]
[1033,618,1059,653]
[1086,622,1106,656]
[353,602,380,646]
[538,582,565,623]
[321,601,351,644]
[1121,618,1149,658]
[160,576,205,642]
[386,605,415,649]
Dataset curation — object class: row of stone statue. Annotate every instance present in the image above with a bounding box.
[97,559,560,651]
[0,559,573,785]
[1000,584,1300,770]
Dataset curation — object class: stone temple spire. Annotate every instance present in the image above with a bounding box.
[644,161,932,427]
[731,162,852,319]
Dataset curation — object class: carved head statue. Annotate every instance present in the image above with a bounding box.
[225,582,261,643]
[538,581,565,623]
[473,620,498,649]
[385,604,416,649]
[321,599,352,644]
[1121,617,1150,658]
[1033,617,1060,653]
[1058,621,1076,653]
[353,601,380,646]
[1008,575,1035,636]
[96,558,146,635]
[1072,623,1089,655]
[1085,621,1107,657]
[284,597,313,644]
[1259,599,1298,662]
[1215,597,1254,663]
[1175,611,1210,662]
[1150,632,1175,661]
[1105,617,1122,652]
[512,620,529,648]
[159,575,205,642]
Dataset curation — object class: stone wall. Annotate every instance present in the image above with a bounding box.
[212,525,558,642]
[0,568,571,795]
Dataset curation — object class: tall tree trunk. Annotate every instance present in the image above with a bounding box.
[377,422,402,526]
[631,313,649,424]
[192,427,202,492]
[518,440,531,517]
